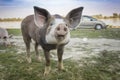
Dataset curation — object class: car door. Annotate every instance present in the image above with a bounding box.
[79,16,95,28]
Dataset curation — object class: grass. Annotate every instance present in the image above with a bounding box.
[0,46,81,80]
[80,50,120,80]
[0,46,120,80]
[7,29,21,36]
[7,28,120,39]
[0,28,120,80]
[71,28,120,39]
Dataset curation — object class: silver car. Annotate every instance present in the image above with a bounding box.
[77,15,107,30]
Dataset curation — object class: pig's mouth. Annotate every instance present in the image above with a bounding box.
[56,35,65,41]
[57,35,65,38]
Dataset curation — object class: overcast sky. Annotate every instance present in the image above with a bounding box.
[0,0,120,18]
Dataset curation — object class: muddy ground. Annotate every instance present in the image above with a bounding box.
[2,36,119,61]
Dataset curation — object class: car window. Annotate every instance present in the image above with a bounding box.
[82,16,91,21]
[82,16,97,21]
[91,18,97,21]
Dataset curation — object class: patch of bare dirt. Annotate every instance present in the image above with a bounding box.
[8,36,120,60]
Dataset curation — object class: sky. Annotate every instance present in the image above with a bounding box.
[0,0,120,18]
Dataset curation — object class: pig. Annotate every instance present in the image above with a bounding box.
[0,27,11,46]
[21,6,83,75]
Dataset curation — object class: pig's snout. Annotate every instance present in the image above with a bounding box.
[4,41,11,47]
[3,36,11,47]
[55,24,68,40]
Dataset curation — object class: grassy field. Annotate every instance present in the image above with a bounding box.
[7,28,120,39]
[7,29,21,36]
[0,28,120,80]
[71,28,120,39]
[0,46,120,80]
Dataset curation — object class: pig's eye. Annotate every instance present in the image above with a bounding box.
[50,23,53,26]
[65,24,68,26]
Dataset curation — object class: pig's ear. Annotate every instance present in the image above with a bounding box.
[66,7,83,28]
[34,6,51,28]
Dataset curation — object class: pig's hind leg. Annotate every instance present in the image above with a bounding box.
[23,35,32,63]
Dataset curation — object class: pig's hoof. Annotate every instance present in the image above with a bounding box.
[61,68,67,72]
[37,56,42,62]
[58,67,67,72]
[44,66,51,76]
[58,63,65,71]
[26,57,32,63]
[58,67,66,71]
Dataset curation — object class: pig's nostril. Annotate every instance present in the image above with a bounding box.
[64,27,67,31]
[3,36,7,39]
[57,27,60,31]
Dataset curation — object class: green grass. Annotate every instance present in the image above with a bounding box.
[0,46,120,80]
[0,46,82,80]
[80,50,120,80]
[0,28,120,80]
[71,28,120,39]
[7,28,120,39]
[7,29,21,36]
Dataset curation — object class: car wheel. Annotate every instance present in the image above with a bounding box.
[95,24,102,30]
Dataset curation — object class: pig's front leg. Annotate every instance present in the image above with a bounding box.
[35,42,41,62]
[44,50,51,76]
[57,45,64,70]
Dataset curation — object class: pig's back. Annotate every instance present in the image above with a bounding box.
[21,15,36,35]
[0,27,8,38]
[21,15,34,28]
[21,15,39,42]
